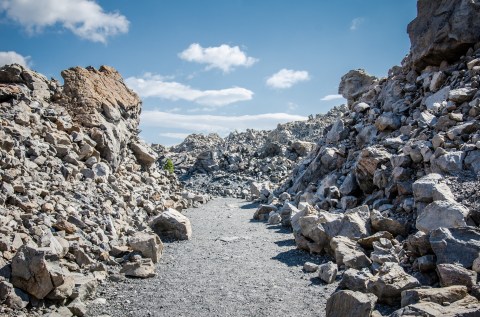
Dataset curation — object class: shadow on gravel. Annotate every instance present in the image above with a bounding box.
[274,239,296,247]
[241,202,259,210]
[266,225,292,234]
[272,249,312,267]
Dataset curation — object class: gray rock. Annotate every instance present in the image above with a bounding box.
[330,236,372,270]
[433,151,464,173]
[401,285,468,307]
[128,232,164,263]
[355,146,391,193]
[339,69,376,101]
[425,86,450,112]
[326,290,377,317]
[437,263,477,290]
[318,261,337,284]
[448,87,477,103]
[0,280,29,309]
[407,0,480,69]
[150,208,192,241]
[416,200,469,233]
[339,268,373,292]
[375,112,401,131]
[130,141,157,166]
[368,262,420,305]
[120,258,156,278]
[253,204,278,221]
[326,119,348,143]
[11,245,55,299]
[303,262,318,273]
[430,227,480,268]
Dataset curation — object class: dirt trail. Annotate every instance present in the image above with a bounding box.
[87,198,337,317]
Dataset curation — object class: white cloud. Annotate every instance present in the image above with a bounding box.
[178,43,258,73]
[321,94,344,101]
[159,132,191,140]
[0,0,129,43]
[0,51,31,67]
[266,69,310,89]
[350,17,365,31]
[141,111,307,135]
[126,74,253,107]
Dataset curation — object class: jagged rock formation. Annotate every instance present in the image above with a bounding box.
[253,1,480,315]
[156,106,346,199]
[0,64,206,316]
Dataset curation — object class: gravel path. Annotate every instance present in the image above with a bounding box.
[87,198,338,317]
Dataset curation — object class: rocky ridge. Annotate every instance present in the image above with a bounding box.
[252,1,480,316]
[156,105,346,199]
[0,64,205,316]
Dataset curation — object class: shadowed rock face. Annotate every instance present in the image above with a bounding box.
[408,0,480,70]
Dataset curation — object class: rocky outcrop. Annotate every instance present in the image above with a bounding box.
[408,0,480,70]
[0,64,206,314]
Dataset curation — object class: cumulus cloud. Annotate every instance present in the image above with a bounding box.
[350,17,365,31]
[266,69,310,89]
[0,51,31,67]
[141,111,307,135]
[126,74,253,107]
[178,43,258,73]
[321,94,344,101]
[0,0,129,43]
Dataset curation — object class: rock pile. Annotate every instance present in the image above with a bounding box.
[156,106,346,199]
[0,64,204,316]
[253,0,480,315]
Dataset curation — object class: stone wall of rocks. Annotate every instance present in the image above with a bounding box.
[254,1,480,315]
[0,64,206,316]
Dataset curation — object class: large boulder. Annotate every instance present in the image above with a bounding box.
[355,146,392,193]
[326,290,377,317]
[128,232,164,263]
[150,208,192,241]
[338,69,376,101]
[11,246,54,299]
[130,141,157,166]
[330,236,372,270]
[429,227,480,268]
[407,0,480,70]
[416,200,469,233]
[368,262,420,305]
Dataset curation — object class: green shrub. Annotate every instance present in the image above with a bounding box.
[164,158,174,174]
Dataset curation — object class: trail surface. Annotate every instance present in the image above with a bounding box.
[88,198,337,317]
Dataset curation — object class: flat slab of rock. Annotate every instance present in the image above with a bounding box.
[120,259,156,278]
[401,285,468,307]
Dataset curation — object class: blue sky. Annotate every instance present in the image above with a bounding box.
[0,0,417,145]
